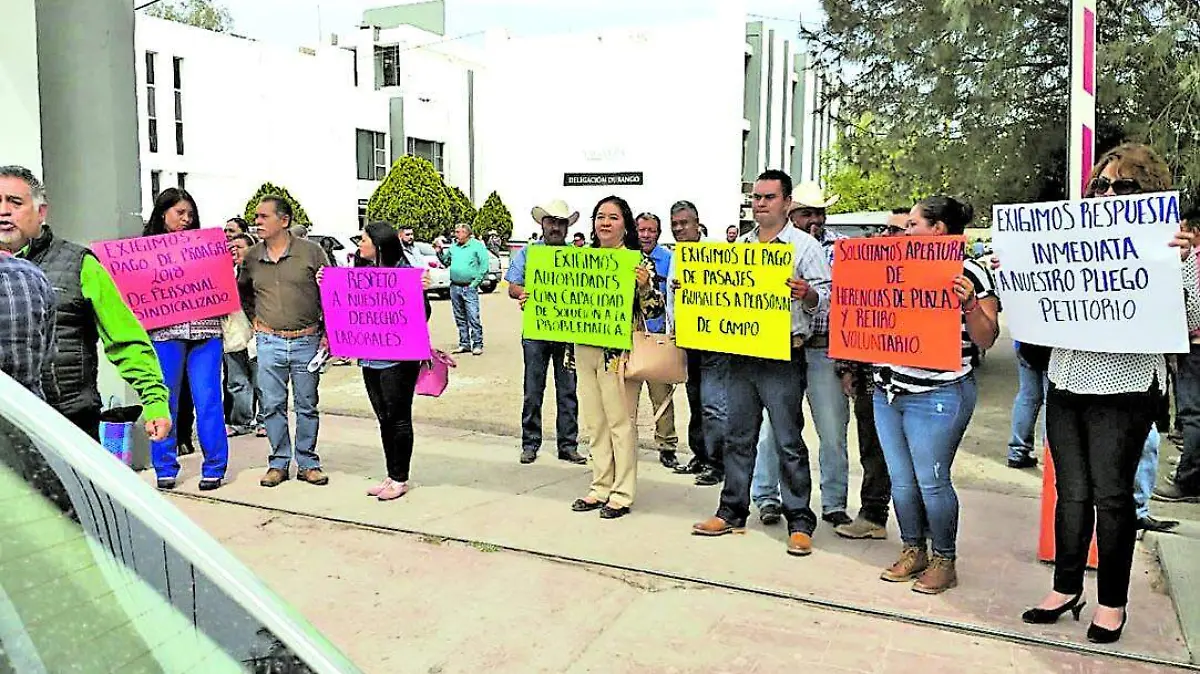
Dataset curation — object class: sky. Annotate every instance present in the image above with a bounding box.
[214,0,826,48]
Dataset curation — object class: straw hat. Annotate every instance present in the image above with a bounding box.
[531,199,580,226]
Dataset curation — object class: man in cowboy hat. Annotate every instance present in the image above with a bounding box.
[506,200,586,466]
[751,180,857,534]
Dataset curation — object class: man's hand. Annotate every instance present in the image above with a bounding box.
[1171,228,1196,261]
[145,417,172,442]
[319,333,329,351]
[787,278,816,306]
[635,267,651,289]
[517,290,528,310]
[315,267,325,285]
[670,278,682,291]
[840,371,856,397]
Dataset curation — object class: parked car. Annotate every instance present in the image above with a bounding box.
[0,371,362,673]
[414,241,452,298]
[308,232,358,266]
[480,249,502,294]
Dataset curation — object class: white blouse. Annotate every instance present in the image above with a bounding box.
[1049,254,1200,395]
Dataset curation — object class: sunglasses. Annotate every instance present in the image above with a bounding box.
[1089,177,1141,196]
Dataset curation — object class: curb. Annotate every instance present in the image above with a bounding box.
[1149,521,1200,664]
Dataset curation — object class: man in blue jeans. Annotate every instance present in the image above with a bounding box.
[507,200,585,466]
[239,196,330,488]
[1008,341,1048,469]
[439,224,489,356]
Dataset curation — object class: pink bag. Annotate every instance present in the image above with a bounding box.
[416,350,456,397]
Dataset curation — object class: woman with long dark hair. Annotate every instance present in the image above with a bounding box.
[570,196,664,519]
[874,196,1000,594]
[143,188,229,491]
[356,221,431,501]
[1017,144,1199,643]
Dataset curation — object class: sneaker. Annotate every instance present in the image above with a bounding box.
[836,516,888,540]
[913,555,958,594]
[520,449,537,464]
[1008,454,1038,469]
[472,347,483,356]
[1152,483,1200,503]
[377,481,410,501]
[198,478,222,491]
[822,511,853,528]
[758,503,782,526]
[451,347,471,355]
[368,478,394,497]
[881,545,928,582]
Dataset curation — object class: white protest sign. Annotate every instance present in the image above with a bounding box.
[991,191,1188,353]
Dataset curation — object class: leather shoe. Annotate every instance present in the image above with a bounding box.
[1152,483,1200,503]
[297,468,329,486]
[759,503,782,526]
[519,449,537,464]
[558,450,587,465]
[1137,515,1179,533]
[1008,455,1038,469]
[659,450,679,469]
[675,457,705,475]
[694,468,723,486]
[787,532,813,556]
[692,516,744,536]
[260,468,289,488]
[822,510,853,527]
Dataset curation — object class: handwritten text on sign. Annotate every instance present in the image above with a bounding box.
[991,192,1187,353]
[673,243,794,360]
[522,246,640,350]
[320,267,431,361]
[829,236,966,371]
[92,228,239,331]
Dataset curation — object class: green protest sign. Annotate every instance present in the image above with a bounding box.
[522,246,641,349]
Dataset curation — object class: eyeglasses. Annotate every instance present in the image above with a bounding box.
[1089,177,1141,196]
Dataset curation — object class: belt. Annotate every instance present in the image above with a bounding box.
[254,319,320,338]
[806,334,829,350]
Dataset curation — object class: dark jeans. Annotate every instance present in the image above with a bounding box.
[177,368,195,445]
[685,350,729,470]
[718,348,815,535]
[1175,345,1200,493]
[224,349,259,429]
[521,339,579,454]
[362,362,421,482]
[852,388,890,525]
[1046,384,1156,608]
[65,407,102,442]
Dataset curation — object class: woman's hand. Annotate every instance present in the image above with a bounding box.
[422,270,432,290]
[635,266,651,288]
[315,268,325,285]
[989,255,1001,271]
[953,275,977,309]
[1171,228,1196,261]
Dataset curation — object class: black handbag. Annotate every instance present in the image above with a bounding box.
[1017,342,1052,372]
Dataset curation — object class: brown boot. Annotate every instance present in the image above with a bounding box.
[260,468,289,488]
[913,555,957,594]
[880,545,928,582]
[691,516,744,536]
[297,468,329,486]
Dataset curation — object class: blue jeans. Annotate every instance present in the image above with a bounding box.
[1134,424,1160,519]
[151,338,229,480]
[873,377,978,558]
[521,339,578,454]
[450,284,483,350]
[685,350,729,469]
[256,333,322,471]
[1009,345,1048,461]
[751,347,849,514]
[1175,344,1200,493]
[718,349,816,535]
[224,349,259,430]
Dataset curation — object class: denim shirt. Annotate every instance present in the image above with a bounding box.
[643,245,673,334]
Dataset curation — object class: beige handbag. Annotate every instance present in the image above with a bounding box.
[623,329,688,385]
[221,310,255,356]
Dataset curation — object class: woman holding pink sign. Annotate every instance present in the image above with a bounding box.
[143,188,229,491]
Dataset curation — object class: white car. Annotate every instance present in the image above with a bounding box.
[414,241,452,297]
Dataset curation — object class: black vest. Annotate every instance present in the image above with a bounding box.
[25,228,102,416]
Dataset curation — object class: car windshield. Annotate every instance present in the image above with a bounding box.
[0,373,361,674]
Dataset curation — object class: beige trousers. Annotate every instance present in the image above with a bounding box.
[575,345,638,508]
[627,380,678,449]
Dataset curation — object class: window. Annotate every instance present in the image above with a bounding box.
[150,170,161,199]
[175,122,185,156]
[173,57,184,155]
[356,130,387,180]
[177,172,187,191]
[148,120,159,154]
[374,44,400,88]
[146,52,157,154]
[172,56,183,89]
[145,51,156,85]
[406,137,444,175]
[358,199,369,230]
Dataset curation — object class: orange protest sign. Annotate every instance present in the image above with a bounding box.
[829,235,966,371]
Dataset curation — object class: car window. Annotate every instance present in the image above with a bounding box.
[311,236,344,251]
[414,242,436,257]
[0,374,361,674]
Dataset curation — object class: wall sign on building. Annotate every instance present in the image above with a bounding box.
[563,172,645,187]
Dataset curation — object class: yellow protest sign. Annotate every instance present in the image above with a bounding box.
[673,243,794,360]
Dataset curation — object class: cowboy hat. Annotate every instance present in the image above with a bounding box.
[791,182,840,210]
[531,199,580,226]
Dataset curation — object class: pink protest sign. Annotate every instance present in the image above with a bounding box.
[320,267,432,361]
[92,228,239,330]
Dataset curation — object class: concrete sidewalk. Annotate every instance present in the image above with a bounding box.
[159,416,1191,669]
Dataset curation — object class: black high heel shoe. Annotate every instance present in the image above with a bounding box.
[1022,593,1086,624]
[1087,610,1127,644]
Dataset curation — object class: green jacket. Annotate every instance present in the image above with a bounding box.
[439,238,489,288]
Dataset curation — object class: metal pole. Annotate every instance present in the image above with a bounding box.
[1068,0,1097,198]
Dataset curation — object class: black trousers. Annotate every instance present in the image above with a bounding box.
[362,363,421,482]
[852,388,891,526]
[1046,385,1156,608]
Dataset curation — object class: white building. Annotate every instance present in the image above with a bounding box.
[129,1,833,241]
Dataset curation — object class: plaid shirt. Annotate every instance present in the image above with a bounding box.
[0,255,56,398]
[810,227,847,337]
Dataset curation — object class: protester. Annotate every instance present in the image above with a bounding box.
[692,170,832,557]
[1008,338,1048,469]
[225,232,261,437]
[1018,144,1199,643]
[0,165,170,443]
[240,196,331,488]
[1134,423,1178,532]
[352,222,432,501]
[439,223,489,356]
[225,217,250,242]
[667,200,728,486]
[507,200,585,466]
[754,182,853,528]
[572,232,587,247]
[571,196,664,520]
[628,211,680,469]
[0,253,56,398]
[141,188,229,491]
[873,196,998,594]
[725,225,739,243]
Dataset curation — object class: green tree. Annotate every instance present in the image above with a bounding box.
[805,0,1200,217]
[445,185,477,229]
[366,156,452,241]
[243,182,312,226]
[144,0,234,32]
[473,191,514,242]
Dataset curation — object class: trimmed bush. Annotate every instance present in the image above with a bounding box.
[472,191,513,242]
[366,156,452,241]
[446,185,477,232]
[243,182,312,226]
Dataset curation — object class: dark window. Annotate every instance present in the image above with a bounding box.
[406,137,444,175]
[374,45,400,88]
[147,87,156,118]
[177,172,187,191]
[174,91,182,121]
[150,170,161,198]
[358,199,369,230]
[145,51,156,85]
[175,122,184,155]
[172,57,182,89]
[148,119,159,154]
[356,130,387,180]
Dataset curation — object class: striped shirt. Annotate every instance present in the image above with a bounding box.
[810,227,848,336]
[874,257,994,396]
[739,223,832,338]
[0,256,57,398]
